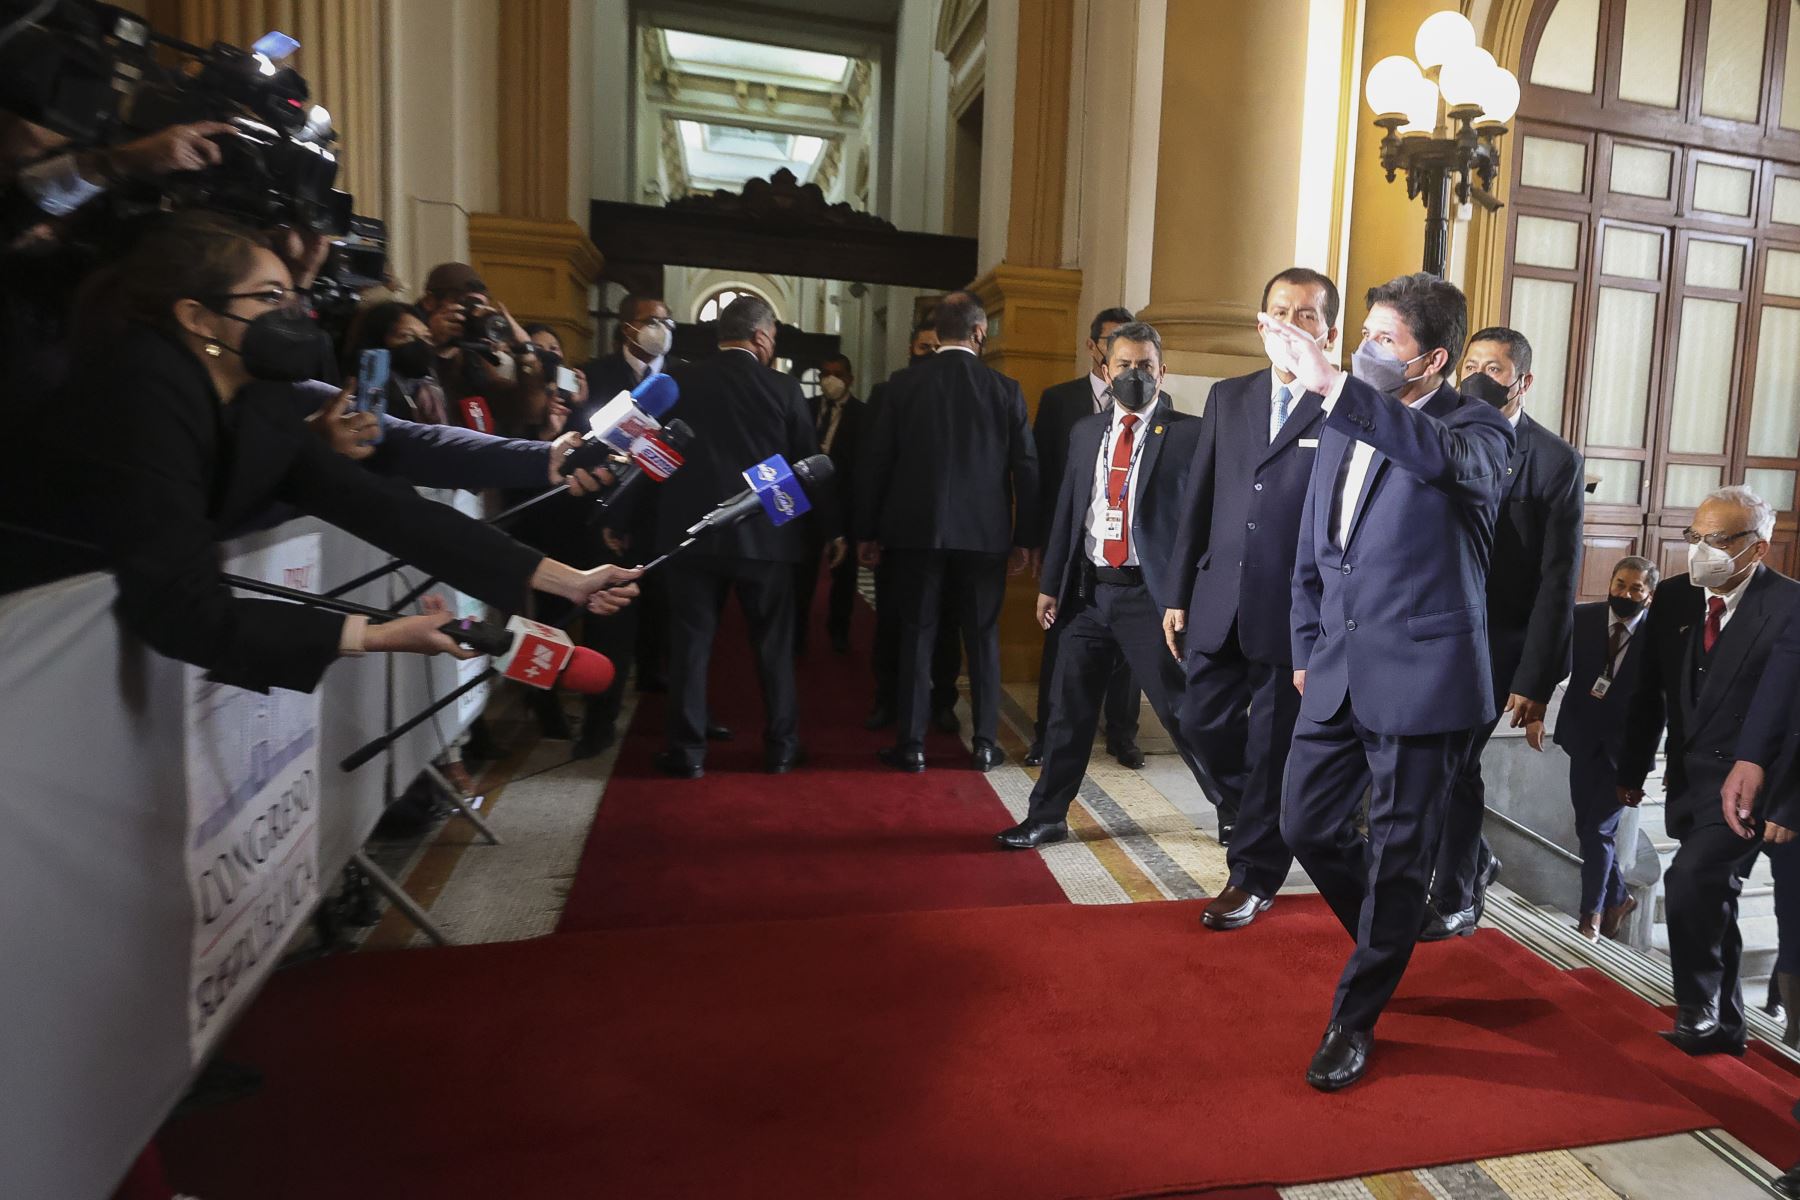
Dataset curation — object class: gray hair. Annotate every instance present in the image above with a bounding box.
[1613,554,1660,591]
[1707,484,1777,542]
[717,294,776,342]
[1103,320,1163,366]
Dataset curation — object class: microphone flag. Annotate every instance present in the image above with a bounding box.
[743,454,812,527]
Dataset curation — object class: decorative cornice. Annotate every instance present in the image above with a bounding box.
[1134,299,1263,359]
[467,213,605,280]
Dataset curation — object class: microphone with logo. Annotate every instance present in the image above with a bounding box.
[339,616,615,771]
[557,372,680,479]
[632,452,835,575]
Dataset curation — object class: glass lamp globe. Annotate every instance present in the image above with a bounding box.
[1366,54,1425,117]
[1399,77,1441,135]
[1474,67,1521,126]
[1414,10,1477,70]
[1438,47,1497,111]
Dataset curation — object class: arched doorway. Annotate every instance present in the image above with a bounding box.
[1500,0,1800,593]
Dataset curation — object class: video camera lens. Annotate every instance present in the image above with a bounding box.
[462,308,510,345]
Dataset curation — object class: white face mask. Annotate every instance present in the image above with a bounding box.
[630,320,673,359]
[818,375,848,401]
[1687,537,1755,589]
[1262,323,1327,376]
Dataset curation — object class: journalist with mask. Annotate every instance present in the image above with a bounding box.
[1268,273,1513,1093]
[1162,267,1339,927]
[796,353,864,655]
[1420,328,1584,940]
[995,323,1210,849]
[69,211,639,695]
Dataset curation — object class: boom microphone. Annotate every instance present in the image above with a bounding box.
[559,372,680,478]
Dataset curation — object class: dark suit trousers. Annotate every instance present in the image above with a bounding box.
[635,569,671,688]
[1026,581,1203,823]
[1281,699,1474,1032]
[1430,659,1517,910]
[665,557,798,763]
[1772,839,1800,974]
[1664,819,1766,1034]
[887,549,1004,750]
[873,556,962,714]
[794,542,859,649]
[1032,623,1139,748]
[1567,747,1629,917]
[1182,625,1299,898]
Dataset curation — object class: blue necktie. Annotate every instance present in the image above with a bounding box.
[1272,386,1293,442]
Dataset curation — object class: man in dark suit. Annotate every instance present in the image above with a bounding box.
[857,291,1038,772]
[996,323,1209,847]
[863,323,963,730]
[1264,273,1514,1091]
[796,353,865,655]
[1620,486,1800,1055]
[1162,267,1339,927]
[581,294,678,699]
[1026,307,1142,769]
[652,295,839,778]
[1422,327,1586,938]
[1551,555,1658,941]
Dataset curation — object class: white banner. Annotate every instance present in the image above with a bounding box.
[449,489,493,724]
[183,534,324,1062]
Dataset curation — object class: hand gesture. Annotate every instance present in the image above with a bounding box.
[307,387,378,460]
[1162,609,1186,660]
[1256,313,1338,397]
[364,595,480,658]
[1722,760,1767,840]
[1506,693,1547,729]
[110,121,234,177]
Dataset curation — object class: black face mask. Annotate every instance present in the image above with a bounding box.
[1459,371,1515,409]
[1110,368,1157,412]
[389,339,436,379]
[534,348,564,377]
[1608,594,1646,621]
[215,308,334,382]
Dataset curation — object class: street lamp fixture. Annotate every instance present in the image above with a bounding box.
[1364,11,1520,277]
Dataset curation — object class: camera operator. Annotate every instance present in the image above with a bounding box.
[416,262,547,438]
[66,211,639,694]
[1,115,236,223]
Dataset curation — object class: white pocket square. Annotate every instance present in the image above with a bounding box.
[1298,438,1320,448]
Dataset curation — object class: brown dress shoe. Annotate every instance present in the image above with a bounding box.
[1201,885,1272,930]
[1576,914,1600,942]
[1600,895,1638,940]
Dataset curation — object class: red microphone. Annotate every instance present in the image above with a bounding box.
[447,616,615,694]
[460,395,496,434]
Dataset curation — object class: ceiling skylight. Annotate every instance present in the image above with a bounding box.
[675,119,829,191]
[663,30,851,88]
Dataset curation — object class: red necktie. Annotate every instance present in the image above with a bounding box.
[1103,414,1139,568]
[1704,595,1726,653]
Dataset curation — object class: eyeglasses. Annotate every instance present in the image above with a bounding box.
[1682,527,1756,550]
[208,287,308,309]
[630,316,676,331]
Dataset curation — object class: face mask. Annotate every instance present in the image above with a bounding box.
[1261,324,1325,375]
[1459,372,1515,409]
[1607,594,1645,621]
[911,348,935,362]
[1109,368,1157,412]
[629,320,672,359]
[1688,538,1755,589]
[389,339,436,379]
[1352,340,1430,398]
[534,348,564,377]
[215,307,333,383]
[819,375,848,401]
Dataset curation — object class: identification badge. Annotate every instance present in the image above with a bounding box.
[1589,675,1612,699]
[1103,507,1125,540]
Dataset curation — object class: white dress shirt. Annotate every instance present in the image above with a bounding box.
[1319,372,1438,547]
[940,344,978,355]
[1089,370,1112,415]
[1705,564,1758,633]
[1084,406,1149,567]
[626,348,666,381]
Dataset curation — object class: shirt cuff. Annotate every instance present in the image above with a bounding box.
[1320,371,1349,413]
[339,614,370,657]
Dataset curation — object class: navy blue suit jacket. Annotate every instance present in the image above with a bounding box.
[1168,368,1325,665]
[1552,601,1646,763]
[1291,375,1514,736]
[1038,398,1201,614]
[1033,375,1102,542]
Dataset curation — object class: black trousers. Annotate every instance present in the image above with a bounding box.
[1665,819,1767,1033]
[794,541,858,649]
[873,556,962,714]
[665,557,798,765]
[886,549,1004,750]
[1281,699,1474,1032]
[635,568,671,688]
[1430,655,1518,910]
[1026,580,1206,823]
[1032,621,1139,749]
[1182,625,1300,898]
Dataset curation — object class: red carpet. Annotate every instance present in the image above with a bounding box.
[559,571,1066,931]
[1468,932,1800,1165]
[162,897,1709,1199]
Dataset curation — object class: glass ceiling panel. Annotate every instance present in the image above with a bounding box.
[663,30,850,87]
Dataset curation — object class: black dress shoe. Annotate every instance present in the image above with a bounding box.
[572,723,616,760]
[1472,852,1503,919]
[971,740,1005,772]
[705,721,734,742]
[1217,819,1234,846]
[1023,743,1044,767]
[995,818,1068,849]
[1201,885,1272,930]
[1418,902,1479,941]
[652,750,704,779]
[877,745,925,773]
[765,747,807,774]
[1775,1161,1800,1199]
[1306,1023,1372,1092]
[863,704,896,731]
[1109,742,1147,769]
[932,707,961,734]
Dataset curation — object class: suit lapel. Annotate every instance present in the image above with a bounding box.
[1135,401,1171,493]
[1695,570,1774,729]
[1504,413,1532,499]
[1343,451,1389,551]
[1259,390,1324,466]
